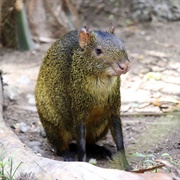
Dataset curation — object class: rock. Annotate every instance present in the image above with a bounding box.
[36,153,42,157]
[17,75,31,85]
[4,85,21,101]
[27,141,42,148]
[40,127,46,138]
[32,146,42,154]
[26,93,36,105]
[130,0,180,21]
[89,158,97,165]
[19,122,29,133]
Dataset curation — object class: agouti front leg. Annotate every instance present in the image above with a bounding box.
[110,115,130,170]
[75,122,86,161]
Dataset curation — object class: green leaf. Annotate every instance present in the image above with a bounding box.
[133,152,146,158]
[146,154,156,158]
[143,159,155,164]
[161,153,171,158]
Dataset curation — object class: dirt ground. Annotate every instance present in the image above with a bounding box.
[0,21,180,170]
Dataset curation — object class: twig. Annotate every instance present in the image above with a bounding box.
[132,164,165,173]
[121,112,180,117]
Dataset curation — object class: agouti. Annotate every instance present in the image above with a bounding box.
[35,26,131,170]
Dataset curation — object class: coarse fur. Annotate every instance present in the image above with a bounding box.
[35,28,130,169]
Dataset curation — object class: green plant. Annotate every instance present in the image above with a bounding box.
[0,149,6,179]
[0,156,23,180]
[161,153,178,166]
[133,152,157,170]
[133,152,179,172]
[0,159,6,179]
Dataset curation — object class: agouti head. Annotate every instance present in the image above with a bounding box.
[78,26,130,77]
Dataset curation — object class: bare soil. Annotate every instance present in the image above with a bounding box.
[1,21,180,169]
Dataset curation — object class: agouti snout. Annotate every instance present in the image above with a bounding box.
[35,26,131,170]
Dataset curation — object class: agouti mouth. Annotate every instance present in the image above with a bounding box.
[115,61,130,75]
[118,64,125,71]
[107,61,130,76]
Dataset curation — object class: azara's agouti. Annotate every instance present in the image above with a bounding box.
[35,26,131,170]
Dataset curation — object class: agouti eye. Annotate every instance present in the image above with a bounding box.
[95,48,103,56]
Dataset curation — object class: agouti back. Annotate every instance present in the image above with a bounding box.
[35,26,130,170]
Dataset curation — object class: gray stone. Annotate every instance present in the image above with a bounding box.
[40,127,46,138]
[27,141,41,148]
[4,85,21,101]
[26,93,36,105]
[19,122,29,133]
[32,146,41,154]
[17,75,31,85]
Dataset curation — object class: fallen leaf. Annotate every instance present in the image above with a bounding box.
[137,55,144,61]
[143,72,162,81]
[153,98,161,107]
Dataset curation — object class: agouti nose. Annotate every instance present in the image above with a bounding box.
[118,60,130,72]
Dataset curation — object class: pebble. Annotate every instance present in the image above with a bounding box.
[32,146,42,154]
[129,137,135,142]
[89,158,97,165]
[27,141,41,147]
[19,122,29,133]
[36,153,42,157]
[4,85,21,101]
[26,141,44,155]
[140,31,146,36]
[17,75,31,85]
[26,93,36,105]
[145,36,151,41]
[40,127,46,138]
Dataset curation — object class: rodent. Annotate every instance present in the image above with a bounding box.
[35,26,131,170]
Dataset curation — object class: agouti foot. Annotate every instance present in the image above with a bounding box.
[60,150,75,161]
[113,151,132,171]
[86,144,113,160]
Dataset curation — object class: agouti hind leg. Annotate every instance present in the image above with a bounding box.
[41,120,74,161]
[86,123,112,159]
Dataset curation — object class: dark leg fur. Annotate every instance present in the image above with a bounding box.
[76,123,86,161]
[86,144,113,160]
[60,150,75,161]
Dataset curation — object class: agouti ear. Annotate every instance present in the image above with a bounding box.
[108,23,115,34]
[78,26,91,49]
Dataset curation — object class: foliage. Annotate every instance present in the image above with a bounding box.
[161,153,178,167]
[133,152,157,170]
[15,1,35,50]
[0,152,23,180]
[1,0,34,50]
[133,152,179,172]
